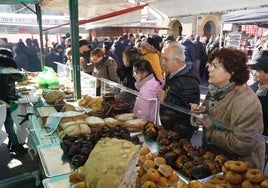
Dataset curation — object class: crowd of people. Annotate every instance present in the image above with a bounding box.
[0,31,267,173]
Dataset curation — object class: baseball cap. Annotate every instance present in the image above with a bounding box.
[250,57,268,71]
[79,39,89,48]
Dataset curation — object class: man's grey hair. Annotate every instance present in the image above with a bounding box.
[162,42,186,62]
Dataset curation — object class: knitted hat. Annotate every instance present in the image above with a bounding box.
[147,37,160,51]
[0,48,17,68]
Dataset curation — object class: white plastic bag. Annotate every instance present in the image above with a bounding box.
[10,102,29,144]
[0,104,8,145]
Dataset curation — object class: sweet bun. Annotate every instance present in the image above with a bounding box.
[158,164,174,177]
[141,181,157,188]
[146,168,160,182]
[143,160,155,171]
[154,157,166,167]
[156,176,168,187]
[168,173,179,185]
[140,146,151,156]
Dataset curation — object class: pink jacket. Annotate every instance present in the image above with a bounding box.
[133,74,161,123]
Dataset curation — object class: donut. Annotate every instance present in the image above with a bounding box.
[222,164,230,174]
[224,160,248,173]
[261,179,268,188]
[225,171,243,185]
[211,175,227,184]
[245,169,265,184]
[215,154,229,166]
[142,180,157,188]
[241,180,255,188]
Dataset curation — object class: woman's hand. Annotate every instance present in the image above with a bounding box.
[157,89,167,102]
[190,103,212,129]
[195,114,212,129]
[190,103,206,113]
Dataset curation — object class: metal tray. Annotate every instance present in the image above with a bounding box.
[37,143,73,178]
[42,174,70,188]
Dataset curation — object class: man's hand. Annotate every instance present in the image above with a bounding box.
[157,89,167,102]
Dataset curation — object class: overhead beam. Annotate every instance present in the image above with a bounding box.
[42,3,147,31]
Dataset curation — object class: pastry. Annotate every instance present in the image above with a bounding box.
[114,113,136,122]
[83,138,141,188]
[85,116,105,129]
[124,118,148,132]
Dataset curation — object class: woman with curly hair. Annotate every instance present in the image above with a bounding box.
[190,47,265,170]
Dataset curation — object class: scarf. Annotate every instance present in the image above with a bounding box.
[256,84,268,97]
[208,82,235,108]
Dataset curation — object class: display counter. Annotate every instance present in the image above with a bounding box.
[15,63,205,187]
[17,63,255,187]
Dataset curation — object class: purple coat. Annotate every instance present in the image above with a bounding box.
[133,74,161,123]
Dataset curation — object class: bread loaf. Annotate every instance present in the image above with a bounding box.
[43,90,66,104]
[103,117,122,128]
[124,118,148,132]
[114,113,136,122]
[57,113,90,138]
[85,116,105,129]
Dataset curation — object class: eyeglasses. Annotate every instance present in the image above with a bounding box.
[208,62,224,71]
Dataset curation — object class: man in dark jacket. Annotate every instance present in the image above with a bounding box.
[0,47,28,155]
[24,38,42,72]
[250,57,268,164]
[157,42,200,139]
[182,35,195,63]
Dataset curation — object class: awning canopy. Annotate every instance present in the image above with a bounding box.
[0,0,40,3]
[39,0,268,26]
[222,7,268,28]
[40,0,148,25]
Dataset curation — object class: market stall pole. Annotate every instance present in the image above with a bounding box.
[68,0,81,100]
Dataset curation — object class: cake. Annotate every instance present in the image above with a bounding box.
[70,137,141,188]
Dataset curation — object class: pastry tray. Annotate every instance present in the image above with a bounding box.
[42,174,70,188]
[37,143,73,177]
